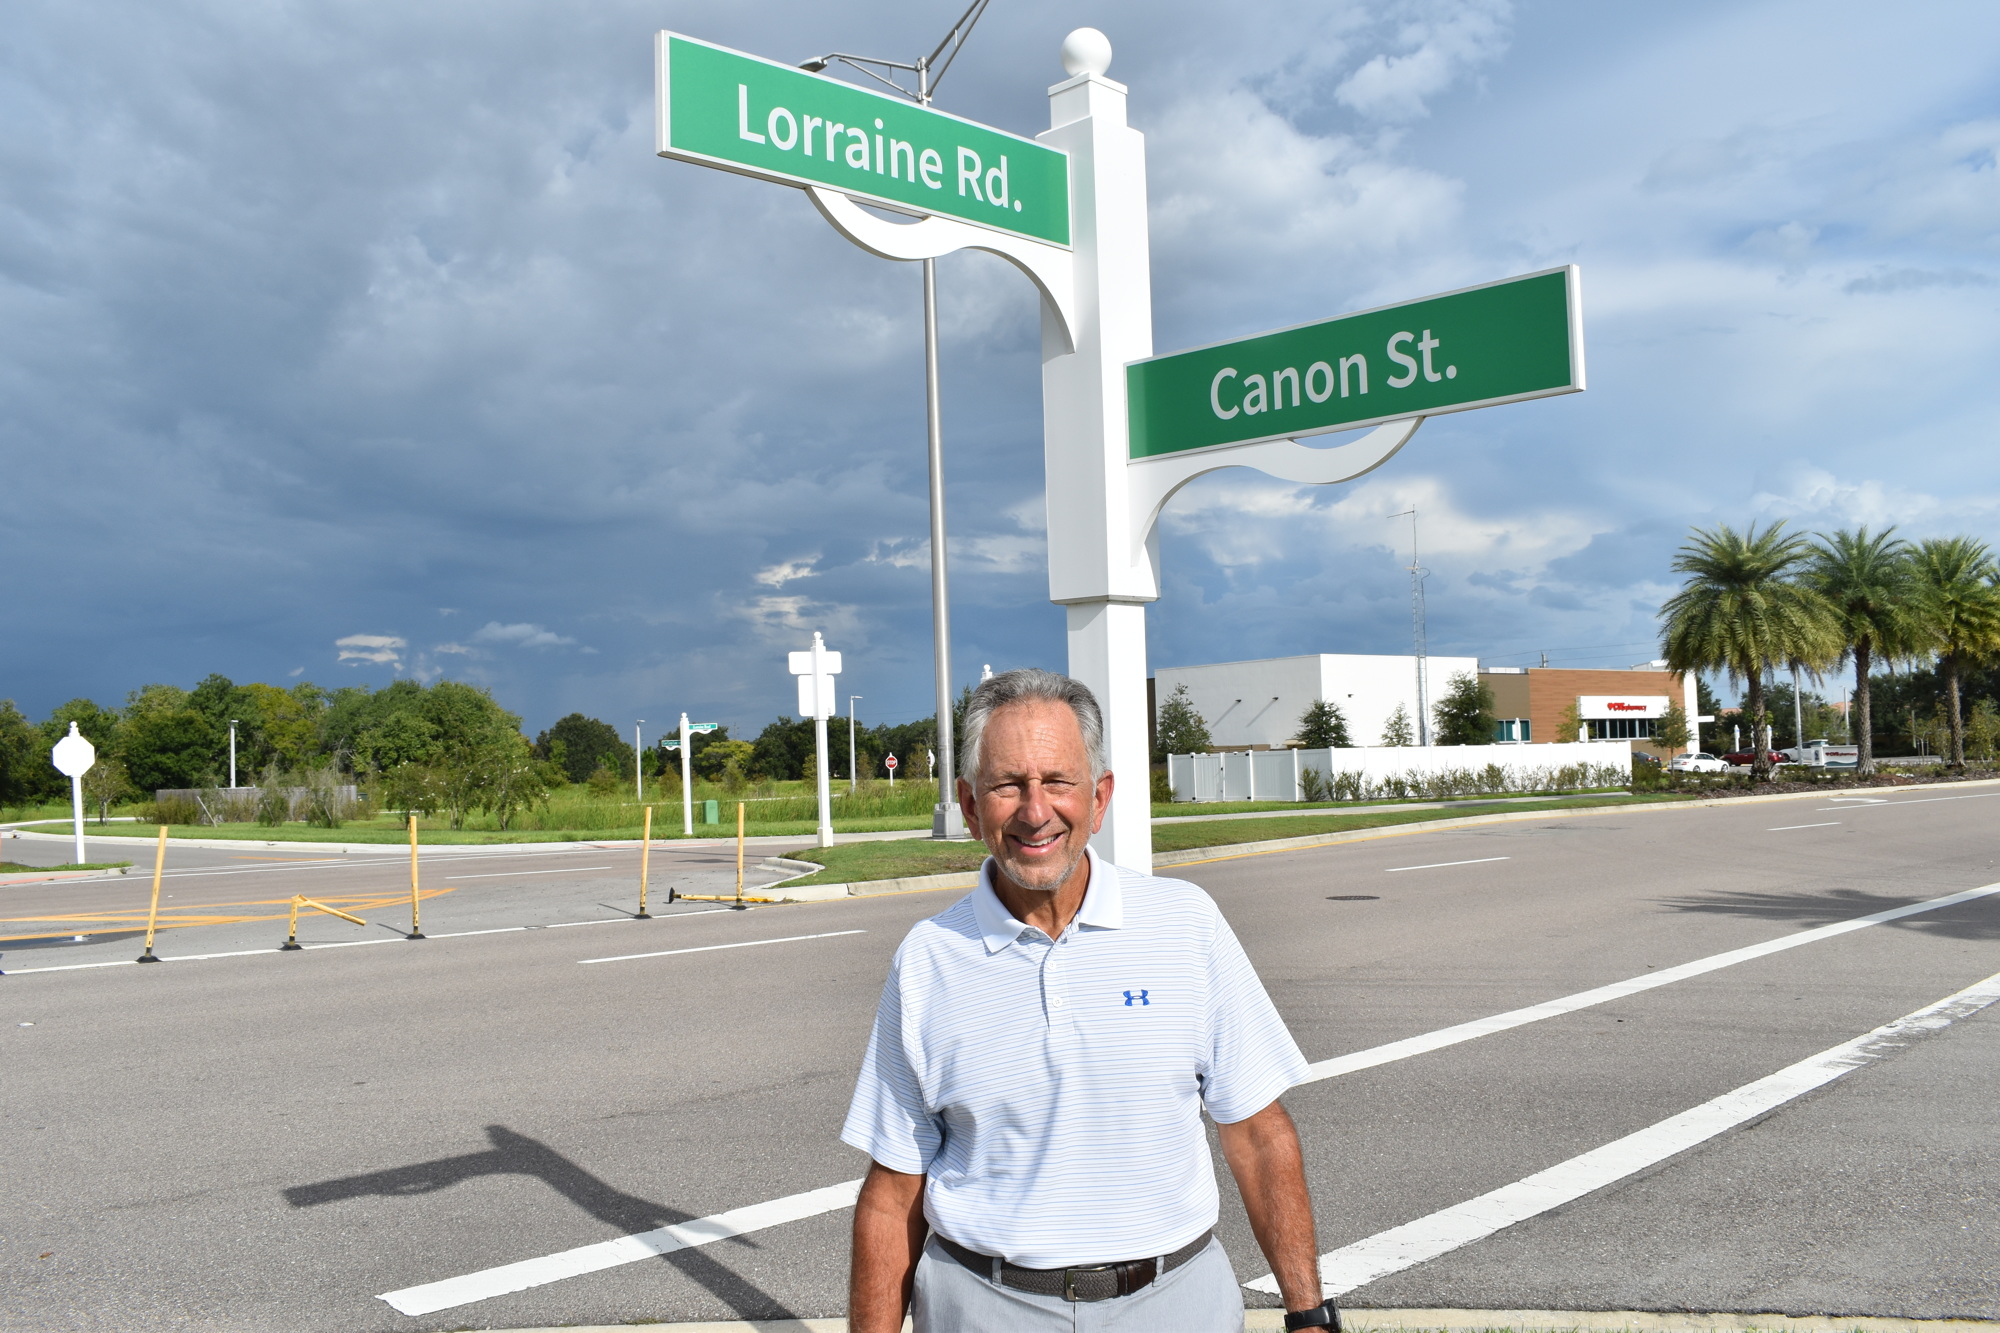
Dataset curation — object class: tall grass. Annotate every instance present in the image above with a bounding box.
[1298,762,1630,802]
[443,777,941,833]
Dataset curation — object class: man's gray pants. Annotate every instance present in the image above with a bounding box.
[911,1234,1246,1331]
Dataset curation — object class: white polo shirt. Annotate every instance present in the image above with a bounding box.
[840,847,1306,1269]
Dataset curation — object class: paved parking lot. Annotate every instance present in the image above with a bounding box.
[3,787,1996,1331]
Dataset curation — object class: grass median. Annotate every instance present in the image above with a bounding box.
[781,790,1693,886]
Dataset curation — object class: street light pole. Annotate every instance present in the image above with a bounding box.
[1393,507,1431,746]
[800,0,988,841]
[635,720,645,803]
[228,720,238,789]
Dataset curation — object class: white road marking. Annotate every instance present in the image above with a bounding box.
[375,1179,865,1316]
[1768,822,1839,831]
[445,866,613,880]
[578,929,866,965]
[1384,857,1510,873]
[1296,878,2000,1085]
[1248,968,2000,1299]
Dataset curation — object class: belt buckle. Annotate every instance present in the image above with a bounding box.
[1062,1264,1112,1302]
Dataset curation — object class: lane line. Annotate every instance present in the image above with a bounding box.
[1297,878,2000,1085]
[371,880,2000,1313]
[1248,968,2000,1298]
[1385,857,1510,873]
[578,930,866,965]
[377,1179,863,1316]
[445,866,613,880]
[1768,822,1840,831]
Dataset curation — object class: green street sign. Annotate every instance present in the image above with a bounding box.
[655,32,1071,248]
[1126,266,1583,460]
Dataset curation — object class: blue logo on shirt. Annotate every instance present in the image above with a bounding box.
[1123,990,1149,1006]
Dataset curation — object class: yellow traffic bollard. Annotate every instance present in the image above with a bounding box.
[136,825,167,963]
[406,814,425,939]
[281,896,368,950]
[736,802,746,903]
[637,806,654,919]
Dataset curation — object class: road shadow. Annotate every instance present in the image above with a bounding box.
[283,1125,800,1320]
[1652,886,2000,941]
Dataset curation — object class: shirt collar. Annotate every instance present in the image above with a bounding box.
[971,845,1122,953]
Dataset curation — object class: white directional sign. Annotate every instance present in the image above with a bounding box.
[52,722,96,865]
[789,642,844,720]
[52,723,96,777]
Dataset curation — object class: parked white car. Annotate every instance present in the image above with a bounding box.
[1669,752,1729,773]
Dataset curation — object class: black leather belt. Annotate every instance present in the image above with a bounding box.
[934,1229,1213,1302]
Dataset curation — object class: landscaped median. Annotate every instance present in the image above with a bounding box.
[775,791,1702,892]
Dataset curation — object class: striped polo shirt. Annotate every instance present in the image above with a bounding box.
[841,847,1307,1269]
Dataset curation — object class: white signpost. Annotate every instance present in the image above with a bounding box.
[51,722,96,865]
[789,632,843,848]
[886,753,898,787]
[654,26,1582,872]
[664,713,720,835]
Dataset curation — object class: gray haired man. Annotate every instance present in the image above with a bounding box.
[843,668,1334,1331]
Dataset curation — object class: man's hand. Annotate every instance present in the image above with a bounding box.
[849,1161,926,1333]
[1217,1099,1322,1316]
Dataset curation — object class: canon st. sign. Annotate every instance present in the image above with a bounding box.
[1578,695,1670,720]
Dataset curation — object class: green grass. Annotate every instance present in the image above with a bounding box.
[1150,787,1632,818]
[1150,791,1694,853]
[46,815,934,845]
[783,840,989,886]
[0,861,133,873]
[777,790,1687,884]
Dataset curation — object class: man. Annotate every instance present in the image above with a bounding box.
[843,668,1334,1331]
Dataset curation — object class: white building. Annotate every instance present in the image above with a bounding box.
[1152,653,1481,750]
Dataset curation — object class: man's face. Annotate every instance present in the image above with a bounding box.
[958,700,1114,895]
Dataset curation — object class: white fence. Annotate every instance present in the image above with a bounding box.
[1167,741,1634,803]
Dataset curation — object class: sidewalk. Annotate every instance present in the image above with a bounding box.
[474,1311,2000,1333]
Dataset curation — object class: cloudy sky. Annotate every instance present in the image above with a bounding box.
[5,0,1997,733]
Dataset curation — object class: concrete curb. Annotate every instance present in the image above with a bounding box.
[475,1312,2000,1333]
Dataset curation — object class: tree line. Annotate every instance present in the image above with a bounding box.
[0,673,963,821]
[1661,524,2000,777]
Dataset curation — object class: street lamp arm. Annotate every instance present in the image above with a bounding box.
[920,0,994,98]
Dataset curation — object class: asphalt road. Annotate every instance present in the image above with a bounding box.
[3,788,1997,1331]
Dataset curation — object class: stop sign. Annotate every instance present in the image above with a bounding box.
[52,722,96,778]
[885,754,899,771]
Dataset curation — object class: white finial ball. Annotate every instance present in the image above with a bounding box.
[1061,28,1112,78]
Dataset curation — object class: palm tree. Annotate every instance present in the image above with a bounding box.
[1660,522,1841,779]
[1803,527,1927,775]
[1909,537,2000,767]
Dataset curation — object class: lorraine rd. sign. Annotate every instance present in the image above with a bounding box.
[1126,266,1583,459]
[655,32,1071,248]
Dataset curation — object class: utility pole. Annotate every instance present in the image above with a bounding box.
[228,719,239,789]
[634,720,645,802]
[1393,507,1431,745]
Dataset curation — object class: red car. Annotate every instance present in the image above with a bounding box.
[1721,750,1788,767]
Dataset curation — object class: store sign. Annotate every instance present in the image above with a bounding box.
[1579,695,1670,720]
[1126,266,1583,460]
[655,32,1071,247]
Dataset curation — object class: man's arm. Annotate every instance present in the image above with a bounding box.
[849,1160,927,1333]
[1217,1099,1323,1317]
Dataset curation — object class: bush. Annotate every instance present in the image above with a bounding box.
[1150,766,1173,803]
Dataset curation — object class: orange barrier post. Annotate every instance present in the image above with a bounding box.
[136,825,167,963]
[406,814,425,939]
[636,806,654,919]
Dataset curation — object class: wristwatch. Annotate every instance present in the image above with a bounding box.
[1285,1303,1341,1331]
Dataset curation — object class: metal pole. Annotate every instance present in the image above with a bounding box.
[637,805,653,918]
[923,258,964,838]
[136,825,167,962]
[70,773,86,865]
[229,720,238,789]
[680,712,694,837]
[813,634,835,849]
[635,720,644,803]
[1395,507,1430,746]
[848,696,861,793]
[406,814,425,939]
